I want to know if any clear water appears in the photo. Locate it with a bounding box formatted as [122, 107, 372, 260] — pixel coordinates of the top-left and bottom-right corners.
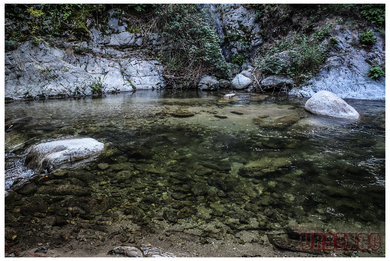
[5, 90, 385, 234]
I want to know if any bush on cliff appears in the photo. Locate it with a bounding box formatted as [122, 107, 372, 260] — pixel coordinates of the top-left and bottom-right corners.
[155, 4, 229, 88]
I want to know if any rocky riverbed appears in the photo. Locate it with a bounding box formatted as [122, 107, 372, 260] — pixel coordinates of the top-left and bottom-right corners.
[5, 91, 385, 257]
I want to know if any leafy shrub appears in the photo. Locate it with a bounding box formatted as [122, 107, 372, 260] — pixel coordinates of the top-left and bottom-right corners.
[361, 4, 385, 27]
[367, 65, 385, 80]
[359, 29, 377, 47]
[231, 54, 246, 66]
[89, 77, 106, 96]
[254, 22, 335, 84]
[5, 40, 19, 52]
[330, 37, 339, 45]
[157, 4, 228, 88]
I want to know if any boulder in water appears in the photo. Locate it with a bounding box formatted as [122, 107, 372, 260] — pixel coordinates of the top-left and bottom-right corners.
[25, 138, 104, 172]
[232, 73, 252, 90]
[304, 90, 360, 121]
[198, 75, 220, 91]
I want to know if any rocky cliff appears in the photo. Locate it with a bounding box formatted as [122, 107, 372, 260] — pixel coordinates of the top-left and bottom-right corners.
[4, 4, 386, 100]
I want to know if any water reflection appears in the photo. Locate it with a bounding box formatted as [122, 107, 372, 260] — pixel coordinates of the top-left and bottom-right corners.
[5, 90, 385, 238]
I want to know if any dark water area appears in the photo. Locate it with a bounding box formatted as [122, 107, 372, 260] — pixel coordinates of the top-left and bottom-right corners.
[4, 90, 385, 255]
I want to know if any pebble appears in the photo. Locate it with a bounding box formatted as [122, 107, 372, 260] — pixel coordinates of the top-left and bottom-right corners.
[98, 163, 109, 170]
[35, 246, 48, 253]
[110, 246, 144, 257]
[230, 111, 244, 115]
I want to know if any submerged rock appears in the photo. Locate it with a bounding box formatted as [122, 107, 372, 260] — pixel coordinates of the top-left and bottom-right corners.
[239, 157, 291, 177]
[25, 138, 104, 172]
[171, 111, 195, 118]
[304, 90, 360, 121]
[253, 112, 301, 129]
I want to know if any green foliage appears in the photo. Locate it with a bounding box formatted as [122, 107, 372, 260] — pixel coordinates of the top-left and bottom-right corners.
[157, 4, 228, 87]
[367, 65, 385, 80]
[312, 22, 335, 42]
[254, 22, 337, 84]
[5, 40, 19, 52]
[361, 4, 385, 27]
[5, 4, 107, 45]
[89, 77, 106, 96]
[231, 54, 246, 66]
[359, 29, 377, 47]
[330, 37, 339, 45]
[128, 4, 147, 12]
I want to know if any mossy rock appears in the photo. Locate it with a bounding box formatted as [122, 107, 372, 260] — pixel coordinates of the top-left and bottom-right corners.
[163, 209, 178, 223]
[254, 112, 301, 129]
[19, 195, 48, 216]
[171, 111, 195, 118]
[68, 170, 96, 183]
[125, 206, 145, 222]
[37, 184, 91, 196]
[239, 157, 291, 177]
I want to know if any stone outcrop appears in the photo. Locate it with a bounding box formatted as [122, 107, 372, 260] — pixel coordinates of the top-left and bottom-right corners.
[25, 138, 105, 172]
[201, 4, 263, 61]
[5, 31, 165, 100]
[304, 90, 360, 120]
[290, 29, 385, 100]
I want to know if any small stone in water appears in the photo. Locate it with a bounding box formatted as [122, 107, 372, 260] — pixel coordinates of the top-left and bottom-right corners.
[214, 115, 228, 119]
[98, 163, 109, 170]
[230, 111, 244, 115]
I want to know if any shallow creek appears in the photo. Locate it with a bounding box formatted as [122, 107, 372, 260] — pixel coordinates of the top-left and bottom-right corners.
[4, 90, 385, 256]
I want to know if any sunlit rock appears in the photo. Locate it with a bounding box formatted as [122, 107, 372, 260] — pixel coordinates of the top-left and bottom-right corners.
[304, 90, 360, 120]
[25, 138, 104, 172]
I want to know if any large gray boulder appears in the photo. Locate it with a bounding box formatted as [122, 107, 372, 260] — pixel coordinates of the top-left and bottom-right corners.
[261, 75, 294, 89]
[304, 90, 360, 120]
[25, 138, 104, 172]
[232, 73, 252, 90]
[107, 32, 136, 47]
[198, 75, 220, 90]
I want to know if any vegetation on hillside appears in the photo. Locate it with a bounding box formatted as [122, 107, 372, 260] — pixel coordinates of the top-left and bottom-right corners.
[5, 4, 385, 89]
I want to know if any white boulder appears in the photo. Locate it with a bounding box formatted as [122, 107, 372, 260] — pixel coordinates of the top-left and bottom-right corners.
[25, 138, 104, 172]
[304, 90, 360, 120]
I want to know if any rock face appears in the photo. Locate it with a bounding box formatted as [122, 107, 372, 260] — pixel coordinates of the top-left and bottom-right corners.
[25, 138, 104, 172]
[201, 4, 263, 61]
[232, 73, 252, 89]
[5, 39, 165, 100]
[198, 75, 220, 90]
[304, 90, 360, 120]
[290, 29, 385, 100]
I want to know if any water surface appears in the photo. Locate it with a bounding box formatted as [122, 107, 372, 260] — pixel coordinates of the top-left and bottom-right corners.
[5, 90, 385, 239]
